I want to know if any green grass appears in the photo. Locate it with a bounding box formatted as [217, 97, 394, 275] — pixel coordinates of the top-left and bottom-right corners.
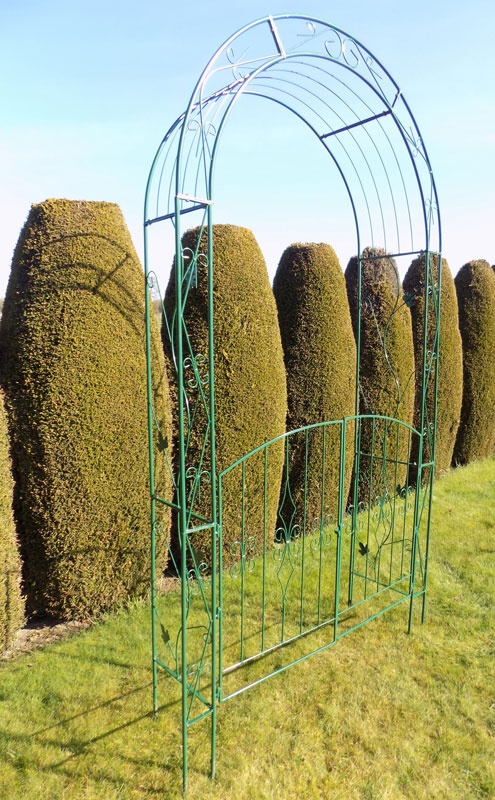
[1, 458, 494, 799]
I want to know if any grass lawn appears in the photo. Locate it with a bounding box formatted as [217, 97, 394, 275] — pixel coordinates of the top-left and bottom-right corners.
[0, 458, 494, 799]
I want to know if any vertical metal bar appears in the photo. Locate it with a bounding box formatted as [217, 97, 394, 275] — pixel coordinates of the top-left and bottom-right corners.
[211, 517, 217, 778]
[144, 223, 159, 716]
[390, 422, 400, 585]
[349, 251, 363, 606]
[317, 426, 327, 625]
[334, 420, 346, 641]
[173, 199, 188, 795]
[240, 460, 246, 662]
[364, 418, 376, 600]
[299, 428, 309, 633]
[218, 477, 224, 700]
[207, 206, 218, 780]
[262, 446, 268, 651]
[376, 419, 389, 591]
[409, 249, 432, 633]
[401, 427, 412, 577]
[422, 253, 442, 623]
[348, 417, 359, 606]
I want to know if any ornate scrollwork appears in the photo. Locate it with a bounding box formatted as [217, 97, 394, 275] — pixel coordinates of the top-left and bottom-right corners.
[405, 125, 424, 159]
[186, 466, 210, 505]
[229, 536, 256, 578]
[146, 271, 157, 291]
[186, 560, 211, 596]
[273, 524, 301, 599]
[182, 246, 209, 290]
[226, 45, 251, 80]
[186, 660, 211, 679]
[183, 353, 209, 390]
[372, 494, 392, 524]
[343, 502, 366, 535]
[274, 523, 302, 558]
[309, 514, 334, 551]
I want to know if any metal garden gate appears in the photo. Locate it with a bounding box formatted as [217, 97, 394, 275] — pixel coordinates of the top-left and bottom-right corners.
[143, 14, 441, 792]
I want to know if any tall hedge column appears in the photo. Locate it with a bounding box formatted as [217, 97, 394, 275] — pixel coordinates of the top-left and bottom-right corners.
[0, 390, 24, 648]
[346, 248, 415, 503]
[273, 242, 356, 528]
[453, 259, 495, 464]
[164, 224, 287, 565]
[403, 254, 463, 477]
[0, 199, 172, 619]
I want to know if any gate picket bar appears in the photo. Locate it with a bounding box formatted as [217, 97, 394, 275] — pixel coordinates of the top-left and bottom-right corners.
[143, 14, 441, 792]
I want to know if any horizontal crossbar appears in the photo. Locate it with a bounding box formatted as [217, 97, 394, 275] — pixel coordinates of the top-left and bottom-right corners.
[320, 109, 392, 139]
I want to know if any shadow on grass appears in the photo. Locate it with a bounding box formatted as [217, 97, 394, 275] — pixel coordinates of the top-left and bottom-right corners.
[1, 681, 181, 773]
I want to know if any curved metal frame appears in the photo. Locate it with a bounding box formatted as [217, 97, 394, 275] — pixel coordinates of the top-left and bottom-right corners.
[143, 14, 441, 792]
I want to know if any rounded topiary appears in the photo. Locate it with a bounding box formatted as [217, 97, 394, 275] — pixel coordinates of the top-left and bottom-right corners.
[0, 390, 24, 649]
[273, 243, 356, 532]
[453, 259, 495, 464]
[164, 224, 287, 566]
[0, 199, 172, 619]
[403, 254, 463, 477]
[345, 248, 415, 503]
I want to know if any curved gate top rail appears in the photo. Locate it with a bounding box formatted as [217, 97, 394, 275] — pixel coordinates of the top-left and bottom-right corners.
[143, 14, 442, 794]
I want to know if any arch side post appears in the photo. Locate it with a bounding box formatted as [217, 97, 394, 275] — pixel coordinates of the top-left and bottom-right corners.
[408, 247, 432, 633]
[173, 198, 189, 794]
[421, 252, 442, 623]
[143, 221, 159, 716]
[206, 202, 218, 780]
[348, 249, 362, 607]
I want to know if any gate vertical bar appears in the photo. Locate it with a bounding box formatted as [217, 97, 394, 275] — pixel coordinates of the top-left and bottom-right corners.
[334, 419, 346, 640]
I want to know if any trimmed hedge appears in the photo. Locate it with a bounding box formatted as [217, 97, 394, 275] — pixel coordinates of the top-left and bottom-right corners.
[0, 199, 172, 619]
[164, 224, 287, 566]
[273, 242, 356, 530]
[0, 390, 24, 649]
[346, 248, 415, 502]
[403, 254, 463, 477]
[453, 259, 495, 464]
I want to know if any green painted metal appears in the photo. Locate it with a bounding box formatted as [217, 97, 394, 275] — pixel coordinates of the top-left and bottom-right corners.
[143, 13, 441, 792]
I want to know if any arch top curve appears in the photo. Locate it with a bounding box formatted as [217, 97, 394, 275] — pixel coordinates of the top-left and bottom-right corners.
[144, 13, 441, 260]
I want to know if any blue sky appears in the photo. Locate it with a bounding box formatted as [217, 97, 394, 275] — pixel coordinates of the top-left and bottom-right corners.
[1, 0, 494, 296]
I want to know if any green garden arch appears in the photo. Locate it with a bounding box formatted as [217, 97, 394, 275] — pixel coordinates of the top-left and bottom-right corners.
[143, 14, 441, 791]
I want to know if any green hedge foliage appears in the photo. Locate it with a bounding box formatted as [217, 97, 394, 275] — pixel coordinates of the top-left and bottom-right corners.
[0, 390, 24, 649]
[403, 254, 463, 477]
[273, 243, 356, 530]
[453, 259, 495, 464]
[346, 248, 415, 503]
[164, 224, 287, 566]
[0, 199, 172, 619]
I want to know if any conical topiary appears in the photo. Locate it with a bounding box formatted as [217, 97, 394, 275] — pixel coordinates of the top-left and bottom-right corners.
[453, 259, 495, 464]
[345, 248, 416, 504]
[0, 199, 172, 619]
[0, 390, 24, 649]
[273, 242, 356, 533]
[163, 224, 287, 566]
[403, 254, 463, 477]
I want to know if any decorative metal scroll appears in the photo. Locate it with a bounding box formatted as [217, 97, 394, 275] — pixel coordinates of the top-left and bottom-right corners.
[143, 13, 441, 793]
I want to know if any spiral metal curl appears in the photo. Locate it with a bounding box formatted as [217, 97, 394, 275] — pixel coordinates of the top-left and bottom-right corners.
[183, 353, 209, 389]
[229, 536, 257, 578]
[309, 514, 334, 551]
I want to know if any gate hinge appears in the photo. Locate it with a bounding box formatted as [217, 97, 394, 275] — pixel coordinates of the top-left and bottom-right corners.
[216, 606, 221, 619]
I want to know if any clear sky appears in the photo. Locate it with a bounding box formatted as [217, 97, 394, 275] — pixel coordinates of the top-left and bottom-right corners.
[1, 0, 494, 297]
